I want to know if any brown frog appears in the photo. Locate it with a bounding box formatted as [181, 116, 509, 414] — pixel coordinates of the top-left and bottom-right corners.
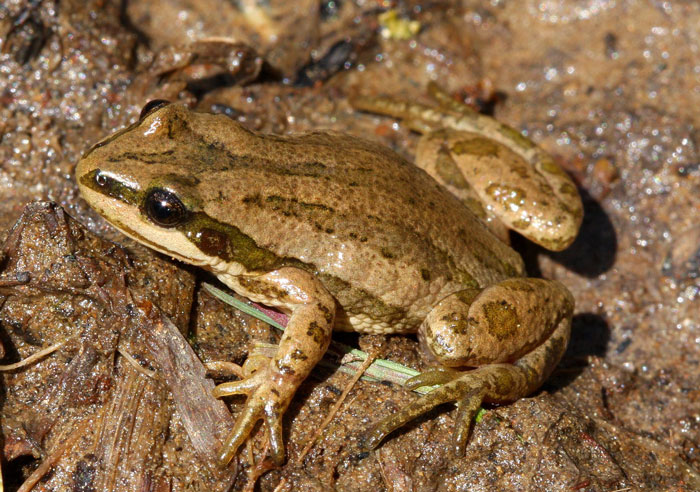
[75, 87, 582, 466]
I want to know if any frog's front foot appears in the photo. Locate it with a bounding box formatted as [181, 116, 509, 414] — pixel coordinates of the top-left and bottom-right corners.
[212, 267, 336, 466]
[213, 358, 291, 465]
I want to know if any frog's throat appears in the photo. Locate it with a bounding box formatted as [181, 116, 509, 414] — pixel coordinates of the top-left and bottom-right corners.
[108, 216, 214, 268]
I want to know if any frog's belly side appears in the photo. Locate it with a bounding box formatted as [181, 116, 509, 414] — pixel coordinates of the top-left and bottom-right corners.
[337, 310, 417, 335]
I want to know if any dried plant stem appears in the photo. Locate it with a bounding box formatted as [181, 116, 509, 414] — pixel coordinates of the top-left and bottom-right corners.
[296, 351, 378, 464]
[117, 347, 156, 379]
[0, 340, 66, 371]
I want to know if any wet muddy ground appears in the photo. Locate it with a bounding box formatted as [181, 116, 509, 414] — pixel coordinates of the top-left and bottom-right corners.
[0, 1, 698, 490]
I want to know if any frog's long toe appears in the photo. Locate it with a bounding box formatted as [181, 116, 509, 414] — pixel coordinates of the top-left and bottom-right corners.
[218, 396, 263, 466]
[404, 367, 461, 390]
[362, 370, 485, 453]
[213, 371, 265, 397]
[452, 387, 487, 455]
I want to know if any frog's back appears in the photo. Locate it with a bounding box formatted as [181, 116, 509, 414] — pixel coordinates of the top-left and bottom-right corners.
[191, 127, 524, 333]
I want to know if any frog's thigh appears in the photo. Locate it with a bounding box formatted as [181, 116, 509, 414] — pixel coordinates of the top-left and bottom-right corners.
[415, 132, 510, 242]
[215, 267, 336, 465]
[420, 277, 573, 367]
[421, 130, 582, 251]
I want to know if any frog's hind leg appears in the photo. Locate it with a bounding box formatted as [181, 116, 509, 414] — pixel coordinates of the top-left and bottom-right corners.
[350, 84, 583, 251]
[414, 132, 511, 242]
[364, 316, 570, 455]
[423, 83, 583, 252]
[363, 278, 573, 455]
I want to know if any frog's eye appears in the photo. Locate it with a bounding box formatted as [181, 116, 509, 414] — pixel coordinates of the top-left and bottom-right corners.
[143, 188, 189, 227]
[139, 100, 171, 120]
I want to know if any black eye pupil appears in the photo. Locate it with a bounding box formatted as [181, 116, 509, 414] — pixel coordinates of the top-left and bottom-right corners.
[144, 189, 187, 227]
[139, 99, 170, 120]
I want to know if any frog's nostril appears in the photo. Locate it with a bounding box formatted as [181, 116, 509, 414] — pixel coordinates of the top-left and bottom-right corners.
[95, 171, 109, 187]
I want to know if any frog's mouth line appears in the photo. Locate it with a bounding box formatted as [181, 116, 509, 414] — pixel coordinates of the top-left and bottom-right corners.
[110, 217, 210, 268]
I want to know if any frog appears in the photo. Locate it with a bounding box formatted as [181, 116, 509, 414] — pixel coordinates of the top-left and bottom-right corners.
[75, 86, 582, 467]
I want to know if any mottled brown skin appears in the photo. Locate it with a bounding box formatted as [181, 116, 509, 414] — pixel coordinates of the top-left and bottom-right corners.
[75, 95, 579, 466]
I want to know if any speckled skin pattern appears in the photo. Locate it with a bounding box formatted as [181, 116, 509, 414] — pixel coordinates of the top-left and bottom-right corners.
[75, 93, 580, 465]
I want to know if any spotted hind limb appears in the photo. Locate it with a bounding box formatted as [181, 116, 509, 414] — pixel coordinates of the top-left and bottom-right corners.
[212, 267, 336, 466]
[362, 278, 573, 455]
[350, 83, 583, 251]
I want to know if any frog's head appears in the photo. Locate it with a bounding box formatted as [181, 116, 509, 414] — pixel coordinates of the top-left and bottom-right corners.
[75, 100, 260, 273]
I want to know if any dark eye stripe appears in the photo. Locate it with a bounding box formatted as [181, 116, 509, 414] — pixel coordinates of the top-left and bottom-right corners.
[79, 169, 141, 205]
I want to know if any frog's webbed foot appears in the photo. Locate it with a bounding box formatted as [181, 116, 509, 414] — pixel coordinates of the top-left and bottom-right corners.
[364, 278, 573, 455]
[364, 317, 570, 455]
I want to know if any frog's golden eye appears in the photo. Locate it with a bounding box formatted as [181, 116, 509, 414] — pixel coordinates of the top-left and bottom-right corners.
[143, 188, 189, 228]
[139, 99, 171, 121]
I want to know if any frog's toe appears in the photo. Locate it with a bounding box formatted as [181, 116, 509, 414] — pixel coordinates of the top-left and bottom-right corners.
[405, 369, 486, 454]
[452, 388, 486, 455]
[404, 367, 461, 390]
[363, 375, 478, 452]
[213, 371, 265, 398]
[215, 370, 290, 466]
[218, 396, 264, 466]
[266, 407, 285, 465]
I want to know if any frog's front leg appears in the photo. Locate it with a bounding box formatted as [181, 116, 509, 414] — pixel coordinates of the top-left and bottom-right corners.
[363, 278, 573, 455]
[213, 267, 336, 466]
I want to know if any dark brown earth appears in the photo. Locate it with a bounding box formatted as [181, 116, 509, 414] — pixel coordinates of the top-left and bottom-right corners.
[1, 1, 699, 491]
